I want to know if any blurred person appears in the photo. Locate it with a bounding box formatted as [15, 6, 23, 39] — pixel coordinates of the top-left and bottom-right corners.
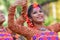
[0, 10, 13, 40]
[0, 10, 21, 40]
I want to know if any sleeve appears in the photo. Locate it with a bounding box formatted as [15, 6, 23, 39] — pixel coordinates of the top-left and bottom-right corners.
[8, 22, 41, 38]
[47, 23, 60, 32]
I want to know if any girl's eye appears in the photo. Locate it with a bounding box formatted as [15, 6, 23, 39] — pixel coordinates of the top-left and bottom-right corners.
[33, 12, 37, 14]
[39, 10, 43, 13]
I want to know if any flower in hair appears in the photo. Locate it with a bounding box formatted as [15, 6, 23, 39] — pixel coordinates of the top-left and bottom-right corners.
[33, 2, 38, 8]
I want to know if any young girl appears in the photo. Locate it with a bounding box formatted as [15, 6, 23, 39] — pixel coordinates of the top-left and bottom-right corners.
[8, 0, 60, 40]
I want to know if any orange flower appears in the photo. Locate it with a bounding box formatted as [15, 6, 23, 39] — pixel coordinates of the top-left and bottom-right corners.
[33, 2, 38, 8]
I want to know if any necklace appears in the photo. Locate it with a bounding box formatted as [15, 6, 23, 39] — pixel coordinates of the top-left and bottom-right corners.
[38, 27, 47, 31]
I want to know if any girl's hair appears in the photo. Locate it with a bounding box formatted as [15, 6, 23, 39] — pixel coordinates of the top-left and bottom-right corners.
[28, 4, 42, 18]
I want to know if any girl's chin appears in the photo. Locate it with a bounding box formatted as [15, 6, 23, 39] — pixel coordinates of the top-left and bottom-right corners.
[36, 21, 44, 23]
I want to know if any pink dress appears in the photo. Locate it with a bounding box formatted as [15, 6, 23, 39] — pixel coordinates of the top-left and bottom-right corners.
[0, 28, 13, 40]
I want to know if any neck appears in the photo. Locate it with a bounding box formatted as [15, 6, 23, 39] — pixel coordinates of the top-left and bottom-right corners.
[33, 22, 44, 29]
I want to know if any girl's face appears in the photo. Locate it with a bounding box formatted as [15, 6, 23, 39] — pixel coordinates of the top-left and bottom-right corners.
[0, 12, 5, 23]
[30, 7, 45, 23]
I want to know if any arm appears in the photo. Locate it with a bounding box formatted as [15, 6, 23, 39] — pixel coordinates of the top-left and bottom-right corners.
[16, 0, 27, 25]
[47, 23, 60, 32]
[16, 15, 25, 25]
[9, 22, 40, 38]
[6, 27, 13, 34]
[8, 0, 26, 27]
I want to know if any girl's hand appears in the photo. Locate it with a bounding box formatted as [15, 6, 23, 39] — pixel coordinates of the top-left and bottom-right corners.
[13, 0, 27, 6]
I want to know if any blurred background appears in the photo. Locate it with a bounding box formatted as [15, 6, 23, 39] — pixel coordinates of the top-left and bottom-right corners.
[0, 0, 60, 27]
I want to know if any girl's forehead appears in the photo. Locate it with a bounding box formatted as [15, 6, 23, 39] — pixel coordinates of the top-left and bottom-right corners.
[33, 7, 40, 11]
[0, 13, 4, 16]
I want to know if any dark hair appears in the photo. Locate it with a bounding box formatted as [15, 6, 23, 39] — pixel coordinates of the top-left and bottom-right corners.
[28, 4, 42, 18]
